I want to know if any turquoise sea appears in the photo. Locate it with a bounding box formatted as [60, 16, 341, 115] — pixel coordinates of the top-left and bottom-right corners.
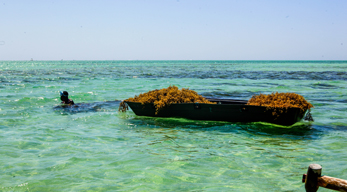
[1, 60, 347, 191]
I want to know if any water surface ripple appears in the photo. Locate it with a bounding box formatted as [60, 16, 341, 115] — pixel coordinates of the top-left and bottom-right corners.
[0, 60, 346, 191]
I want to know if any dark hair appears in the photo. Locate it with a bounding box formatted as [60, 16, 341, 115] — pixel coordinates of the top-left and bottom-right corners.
[60, 91, 69, 102]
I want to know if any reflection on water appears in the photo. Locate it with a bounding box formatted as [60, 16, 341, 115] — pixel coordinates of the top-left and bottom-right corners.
[125, 115, 320, 139]
[240, 122, 321, 139]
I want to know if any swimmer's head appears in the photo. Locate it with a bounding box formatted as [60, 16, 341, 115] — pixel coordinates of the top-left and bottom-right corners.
[60, 91, 69, 101]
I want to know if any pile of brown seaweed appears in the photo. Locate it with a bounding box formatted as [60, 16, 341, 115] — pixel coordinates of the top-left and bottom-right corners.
[119, 86, 215, 114]
[247, 92, 313, 116]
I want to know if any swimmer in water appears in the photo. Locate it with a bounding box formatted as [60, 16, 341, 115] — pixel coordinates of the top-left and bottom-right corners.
[60, 91, 75, 105]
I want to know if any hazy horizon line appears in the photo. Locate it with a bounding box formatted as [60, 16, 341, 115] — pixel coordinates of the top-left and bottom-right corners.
[1, 59, 347, 62]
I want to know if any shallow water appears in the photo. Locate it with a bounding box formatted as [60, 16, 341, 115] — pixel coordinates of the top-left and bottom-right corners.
[1, 60, 347, 191]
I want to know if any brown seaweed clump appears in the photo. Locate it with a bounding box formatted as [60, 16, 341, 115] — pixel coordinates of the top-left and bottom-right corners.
[119, 86, 215, 114]
[247, 92, 314, 116]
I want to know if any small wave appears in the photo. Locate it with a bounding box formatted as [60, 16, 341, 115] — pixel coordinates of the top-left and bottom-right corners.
[310, 83, 339, 89]
[2, 67, 347, 83]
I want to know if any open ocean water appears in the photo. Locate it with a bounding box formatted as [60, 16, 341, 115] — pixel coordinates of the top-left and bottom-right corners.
[1, 60, 347, 191]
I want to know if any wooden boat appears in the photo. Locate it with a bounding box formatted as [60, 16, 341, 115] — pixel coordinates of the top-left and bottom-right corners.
[125, 98, 307, 126]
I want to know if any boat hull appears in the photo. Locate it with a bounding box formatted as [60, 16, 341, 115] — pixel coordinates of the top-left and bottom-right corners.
[125, 101, 306, 126]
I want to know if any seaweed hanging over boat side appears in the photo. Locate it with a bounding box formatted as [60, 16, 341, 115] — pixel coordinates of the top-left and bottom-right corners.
[119, 100, 129, 112]
[247, 92, 314, 116]
[119, 86, 215, 114]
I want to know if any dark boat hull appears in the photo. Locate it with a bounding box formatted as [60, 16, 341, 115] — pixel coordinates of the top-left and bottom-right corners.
[125, 100, 307, 126]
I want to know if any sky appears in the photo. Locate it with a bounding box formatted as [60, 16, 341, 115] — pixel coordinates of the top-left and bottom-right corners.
[0, 0, 346, 60]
